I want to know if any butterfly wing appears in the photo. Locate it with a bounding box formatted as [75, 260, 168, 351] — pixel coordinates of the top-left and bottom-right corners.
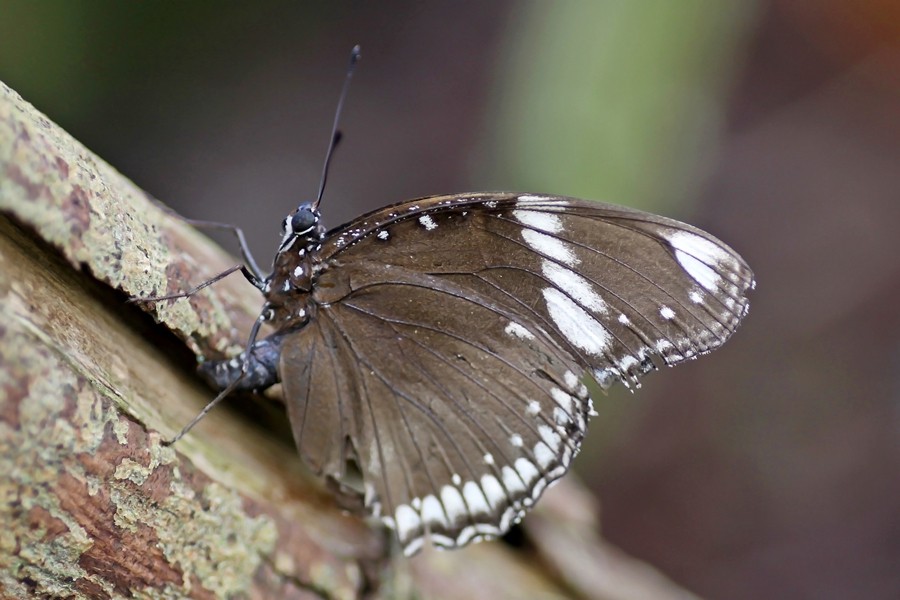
[279, 193, 754, 554]
[281, 265, 590, 555]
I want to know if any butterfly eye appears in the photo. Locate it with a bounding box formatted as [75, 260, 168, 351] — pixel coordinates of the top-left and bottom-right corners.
[290, 207, 317, 234]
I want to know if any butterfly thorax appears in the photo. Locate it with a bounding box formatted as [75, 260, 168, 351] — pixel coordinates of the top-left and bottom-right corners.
[198, 215, 326, 392]
[262, 207, 329, 326]
[264, 253, 316, 331]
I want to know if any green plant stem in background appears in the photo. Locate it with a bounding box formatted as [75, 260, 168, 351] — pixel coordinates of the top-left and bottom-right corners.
[479, 0, 759, 215]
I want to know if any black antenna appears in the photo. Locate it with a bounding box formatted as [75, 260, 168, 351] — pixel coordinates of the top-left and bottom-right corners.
[314, 45, 360, 210]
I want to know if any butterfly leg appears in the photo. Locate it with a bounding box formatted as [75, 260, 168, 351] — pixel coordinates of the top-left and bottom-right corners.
[164, 311, 280, 445]
[129, 264, 265, 303]
[180, 217, 265, 282]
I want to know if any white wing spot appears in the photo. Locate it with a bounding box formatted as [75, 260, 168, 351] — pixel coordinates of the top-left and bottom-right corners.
[505, 321, 535, 340]
[514, 458, 540, 486]
[418, 215, 438, 231]
[510, 433, 523, 447]
[421, 494, 448, 527]
[655, 339, 674, 353]
[402, 536, 425, 557]
[513, 210, 580, 265]
[521, 230, 578, 266]
[533, 441, 555, 469]
[395, 504, 421, 542]
[564, 371, 579, 390]
[451, 473, 462, 486]
[550, 387, 573, 414]
[501, 465, 526, 495]
[293, 266, 303, 278]
[668, 230, 733, 263]
[526, 400, 541, 416]
[516, 194, 549, 204]
[538, 425, 562, 451]
[480, 474, 506, 509]
[440, 485, 467, 522]
[668, 231, 733, 292]
[689, 290, 704, 303]
[676, 251, 721, 291]
[542, 262, 607, 313]
[515, 195, 570, 212]
[456, 525, 478, 546]
[618, 313, 630, 325]
[660, 306, 676, 320]
[618, 354, 640, 373]
[543, 288, 611, 356]
[512, 209, 563, 233]
[377, 229, 390, 240]
[463, 481, 490, 515]
[483, 453, 495, 466]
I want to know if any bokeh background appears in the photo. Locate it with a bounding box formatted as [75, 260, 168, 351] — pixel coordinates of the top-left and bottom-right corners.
[2, 2, 898, 598]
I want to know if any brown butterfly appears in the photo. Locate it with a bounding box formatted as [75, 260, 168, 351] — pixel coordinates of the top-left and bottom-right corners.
[142, 46, 754, 556]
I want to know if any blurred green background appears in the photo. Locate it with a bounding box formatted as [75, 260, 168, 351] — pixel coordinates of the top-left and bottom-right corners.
[3, 1, 898, 598]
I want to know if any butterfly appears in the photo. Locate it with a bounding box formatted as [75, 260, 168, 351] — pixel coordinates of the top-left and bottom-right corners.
[144, 47, 755, 556]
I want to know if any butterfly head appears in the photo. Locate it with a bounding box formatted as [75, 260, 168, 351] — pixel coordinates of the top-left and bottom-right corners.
[279, 202, 323, 252]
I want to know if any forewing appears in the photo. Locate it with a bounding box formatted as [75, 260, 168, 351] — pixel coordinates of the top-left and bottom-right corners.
[319, 193, 754, 388]
[283, 192, 753, 554]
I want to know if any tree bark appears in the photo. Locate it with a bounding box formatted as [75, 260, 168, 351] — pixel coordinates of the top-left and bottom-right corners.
[0, 80, 699, 600]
